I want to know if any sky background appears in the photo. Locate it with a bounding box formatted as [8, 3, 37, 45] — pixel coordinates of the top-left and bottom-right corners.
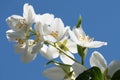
[0, 0, 120, 80]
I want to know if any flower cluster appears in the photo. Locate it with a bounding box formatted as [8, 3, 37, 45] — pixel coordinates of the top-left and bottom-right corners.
[6, 3, 120, 80]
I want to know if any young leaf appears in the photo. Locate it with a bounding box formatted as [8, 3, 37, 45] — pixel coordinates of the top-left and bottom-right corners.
[75, 67, 103, 80]
[111, 69, 120, 80]
[76, 16, 82, 28]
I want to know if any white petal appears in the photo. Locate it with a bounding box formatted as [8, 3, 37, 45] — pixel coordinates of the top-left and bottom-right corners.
[43, 67, 65, 80]
[14, 44, 25, 53]
[51, 18, 64, 31]
[108, 61, 120, 77]
[40, 45, 59, 60]
[85, 41, 107, 48]
[57, 26, 69, 42]
[6, 15, 25, 32]
[21, 51, 36, 63]
[90, 51, 107, 73]
[73, 26, 86, 38]
[35, 13, 54, 25]
[21, 40, 36, 63]
[69, 29, 79, 43]
[44, 35, 57, 42]
[23, 3, 35, 25]
[72, 62, 87, 77]
[66, 39, 77, 53]
[31, 41, 43, 54]
[60, 52, 75, 65]
[6, 30, 25, 41]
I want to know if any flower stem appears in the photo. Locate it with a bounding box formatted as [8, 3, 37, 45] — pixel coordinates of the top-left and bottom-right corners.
[81, 56, 84, 65]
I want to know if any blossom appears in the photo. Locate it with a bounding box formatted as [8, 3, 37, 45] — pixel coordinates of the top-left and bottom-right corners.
[14, 40, 35, 63]
[14, 39, 43, 63]
[6, 29, 25, 42]
[6, 3, 35, 33]
[13, 22, 44, 63]
[41, 18, 69, 42]
[35, 13, 69, 42]
[69, 26, 107, 48]
[6, 3, 36, 49]
[90, 51, 120, 78]
[40, 38, 77, 65]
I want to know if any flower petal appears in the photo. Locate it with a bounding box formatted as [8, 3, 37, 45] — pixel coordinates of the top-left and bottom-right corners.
[31, 41, 43, 54]
[6, 30, 25, 41]
[21, 51, 36, 63]
[14, 44, 25, 53]
[108, 60, 120, 77]
[72, 62, 87, 77]
[40, 45, 59, 60]
[85, 41, 107, 48]
[69, 29, 79, 43]
[43, 67, 65, 80]
[35, 13, 54, 25]
[73, 26, 86, 37]
[60, 52, 75, 65]
[23, 3, 35, 25]
[66, 39, 77, 53]
[6, 15, 25, 32]
[90, 51, 107, 73]
[21, 40, 36, 63]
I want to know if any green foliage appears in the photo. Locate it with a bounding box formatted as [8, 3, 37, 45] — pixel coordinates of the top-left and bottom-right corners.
[77, 45, 86, 58]
[111, 69, 120, 80]
[76, 16, 82, 28]
[75, 67, 103, 80]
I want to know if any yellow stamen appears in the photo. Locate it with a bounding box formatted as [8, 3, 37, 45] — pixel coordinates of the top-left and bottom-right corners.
[50, 31, 58, 38]
[79, 35, 94, 43]
[16, 19, 27, 29]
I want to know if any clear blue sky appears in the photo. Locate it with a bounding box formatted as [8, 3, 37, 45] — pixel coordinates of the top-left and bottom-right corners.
[0, 0, 120, 80]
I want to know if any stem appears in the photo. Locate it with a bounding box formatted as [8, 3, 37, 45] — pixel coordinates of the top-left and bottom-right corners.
[81, 56, 84, 65]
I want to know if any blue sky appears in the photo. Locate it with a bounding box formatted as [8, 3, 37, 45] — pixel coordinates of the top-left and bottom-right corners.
[0, 0, 120, 80]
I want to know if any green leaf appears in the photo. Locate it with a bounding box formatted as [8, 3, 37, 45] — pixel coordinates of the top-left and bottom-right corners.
[76, 16, 82, 28]
[75, 67, 103, 80]
[111, 69, 120, 80]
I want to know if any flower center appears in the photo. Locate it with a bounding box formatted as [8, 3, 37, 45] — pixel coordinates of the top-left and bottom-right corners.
[56, 39, 69, 53]
[16, 19, 27, 30]
[16, 38, 25, 47]
[79, 35, 94, 43]
[50, 31, 58, 38]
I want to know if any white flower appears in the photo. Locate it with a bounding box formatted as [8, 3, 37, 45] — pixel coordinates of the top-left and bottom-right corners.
[69, 26, 107, 48]
[6, 3, 35, 33]
[6, 3, 36, 46]
[42, 18, 69, 42]
[14, 39, 43, 63]
[35, 13, 69, 42]
[6, 30, 25, 42]
[40, 39, 77, 65]
[90, 51, 120, 77]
